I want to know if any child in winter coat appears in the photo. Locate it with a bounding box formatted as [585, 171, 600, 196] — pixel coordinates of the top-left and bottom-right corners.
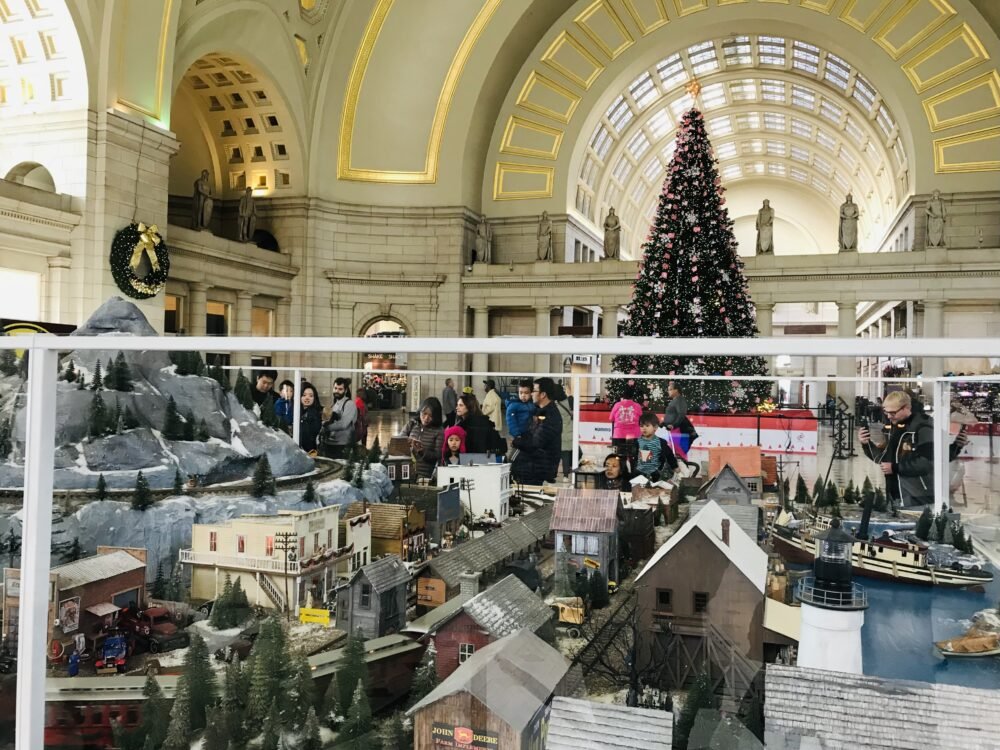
[442, 425, 467, 466]
[274, 379, 295, 434]
[505, 380, 537, 439]
[635, 412, 678, 481]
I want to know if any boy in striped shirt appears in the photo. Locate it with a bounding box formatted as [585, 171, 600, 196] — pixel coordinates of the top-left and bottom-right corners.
[635, 412, 679, 482]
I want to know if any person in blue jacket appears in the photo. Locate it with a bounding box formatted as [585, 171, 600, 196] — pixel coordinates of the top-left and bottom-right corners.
[505, 379, 537, 439]
[274, 379, 295, 434]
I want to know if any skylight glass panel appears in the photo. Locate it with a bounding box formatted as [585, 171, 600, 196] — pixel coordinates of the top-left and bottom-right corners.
[581, 155, 598, 186]
[758, 36, 786, 66]
[791, 84, 815, 110]
[643, 157, 663, 181]
[647, 109, 671, 139]
[631, 179, 647, 202]
[763, 113, 785, 131]
[811, 176, 828, 193]
[630, 72, 657, 110]
[707, 115, 732, 136]
[745, 139, 765, 154]
[833, 171, 849, 191]
[608, 95, 634, 132]
[792, 41, 819, 74]
[790, 167, 809, 182]
[736, 112, 761, 130]
[722, 164, 742, 179]
[813, 155, 833, 176]
[844, 115, 863, 143]
[612, 154, 633, 183]
[747, 162, 765, 174]
[701, 82, 726, 109]
[688, 41, 719, 74]
[729, 79, 756, 102]
[669, 94, 694, 118]
[853, 74, 876, 111]
[716, 142, 737, 159]
[766, 140, 786, 156]
[824, 54, 850, 90]
[816, 129, 837, 152]
[656, 53, 687, 89]
[661, 139, 676, 160]
[892, 139, 905, 167]
[767, 163, 786, 176]
[791, 118, 812, 138]
[819, 98, 843, 123]
[607, 184, 621, 207]
[627, 130, 650, 159]
[876, 105, 894, 136]
[722, 37, 751, 66]
[864, 142, 879, 164]
[761, 80, 785, 102]
[839, 148, 857, 170]
[591, 124, 613, 160]
[790, 145, 809, 162]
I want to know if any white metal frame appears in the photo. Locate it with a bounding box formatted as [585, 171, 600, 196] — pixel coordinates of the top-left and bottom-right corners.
[6, 333, 1000, 749]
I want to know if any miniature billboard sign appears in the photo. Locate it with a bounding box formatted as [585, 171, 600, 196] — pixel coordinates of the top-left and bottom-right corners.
[583, 557, 601, 570]
[417, 577, 447, 608]
[299, 608, 330, 626]
[432, 723, 499, 748]
[58, 597, 81, 633]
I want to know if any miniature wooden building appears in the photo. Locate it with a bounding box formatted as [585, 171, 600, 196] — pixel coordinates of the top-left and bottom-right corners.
[335, 555, 410, 638]
[708, 447, 764, 500]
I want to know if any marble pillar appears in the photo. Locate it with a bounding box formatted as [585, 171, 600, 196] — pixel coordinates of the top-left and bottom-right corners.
[235, 290, 254, 369]
[44, 256, 72, 324]
[755, 301, 776, 386]
[600, 306, 618, 397]
[188, 282, 209, 336]
[836, 301, 858, 409]
[472, 306, 489, 378]
[922, 301, 945, 379]
[275, 297, 292, 368]
[534, 306, 552, 374]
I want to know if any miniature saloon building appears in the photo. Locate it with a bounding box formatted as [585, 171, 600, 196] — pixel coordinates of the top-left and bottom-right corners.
[437, 463, 512, 522]
[403, 483, 463, 548]
[407, 629, 569, 750]
[636, 501, 768, 664]
[183, 505, 351, 613]
[3, 546, 147, 657]
[342, 502, 427, 563]
[335, 555, 411, 639]
[424, 573, 554, 680]
[550, 489, 620, 584]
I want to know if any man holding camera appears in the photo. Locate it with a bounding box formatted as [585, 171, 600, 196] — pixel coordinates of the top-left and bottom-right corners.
[859, 390, 967, 508]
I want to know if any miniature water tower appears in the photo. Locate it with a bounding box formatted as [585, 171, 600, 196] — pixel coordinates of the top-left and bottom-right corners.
[795, 518, 868, 674]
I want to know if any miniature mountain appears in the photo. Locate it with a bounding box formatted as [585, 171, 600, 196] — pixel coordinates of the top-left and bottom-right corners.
[3, 297, 313, 490]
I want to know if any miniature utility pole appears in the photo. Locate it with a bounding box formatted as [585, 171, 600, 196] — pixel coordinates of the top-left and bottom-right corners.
[273, 531, 298, 621]
[459, 478, 476, 519]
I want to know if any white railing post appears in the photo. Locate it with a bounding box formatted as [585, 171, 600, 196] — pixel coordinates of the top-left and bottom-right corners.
[293, 368, 302, 446]
[572, 374, 581, 471]
[933, 377, 950, 514]
[16, 343, 57, 750]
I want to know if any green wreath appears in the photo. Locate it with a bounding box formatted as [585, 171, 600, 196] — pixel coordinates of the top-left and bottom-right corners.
[110, 222, 170, 299]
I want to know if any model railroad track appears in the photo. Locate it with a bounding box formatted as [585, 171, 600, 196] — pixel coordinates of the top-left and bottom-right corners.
[0, 458, 345, 504]
[568, 575, 639, 680]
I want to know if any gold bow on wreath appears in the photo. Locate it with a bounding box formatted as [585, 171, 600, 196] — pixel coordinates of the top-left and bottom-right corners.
[130, 223, 162, 273]
[758, 398, 777, 414]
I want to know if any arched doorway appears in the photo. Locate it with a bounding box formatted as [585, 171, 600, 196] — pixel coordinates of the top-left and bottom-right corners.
[362, 319, 408, 410]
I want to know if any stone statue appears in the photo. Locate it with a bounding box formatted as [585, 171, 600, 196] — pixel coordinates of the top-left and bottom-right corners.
[192, 169, 214, 231]
[838, 193, 859, 252]
[537, 211, 553, 262]
[237, 187, 257, 243]
[475, 215, 492, 264]
[926, 189, 946, 248]
[603, 207, 621, 260]
[755, 199, 774, 255]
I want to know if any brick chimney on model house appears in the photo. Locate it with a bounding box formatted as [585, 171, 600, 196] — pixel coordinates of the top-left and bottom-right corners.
[721, 518, 730, 546]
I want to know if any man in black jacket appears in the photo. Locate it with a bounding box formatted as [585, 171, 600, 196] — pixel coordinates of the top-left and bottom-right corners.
[512, 377, 563, 484]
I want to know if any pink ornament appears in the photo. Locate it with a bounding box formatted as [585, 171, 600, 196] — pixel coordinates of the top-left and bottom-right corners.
[693, 227, 701, 233]
[724, 370, 733, 376]
[627, 379, 635, 386]
[692, 276, 699, 282]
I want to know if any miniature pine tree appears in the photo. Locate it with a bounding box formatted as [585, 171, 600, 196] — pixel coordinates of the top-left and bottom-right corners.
[209, 364, 231, 392]
[62, 359, 77, 383]
[589, 570, 610, 609]
[211, 574, 234, 629]
[88, 392, 109, 439]
[282, 651, 315, 728]
[164, 560, 185, 602]
[366, 437, 383, 465]
[141, 673, 170, 749]
[0, 348, 17, 376]
[113, 352, 134, 392]
[77, 376, 85, 390]
[337, 629, 369, 715]
[203, 704, 229, 750]
[113, 401, 125, 435]
[152, 562, 167, 600]
[342, 679, 373, 740]
[260, 393, 281, 429]
[862, 476, 875, 508]
[234, 370, 254, 410]
[608, 107, 769, 409]
[106, 359, 115, 389]
[123, 406, 140, 430]
[943, 520, 956, 546]
[322, 673, 342, 728]
[131, 471, 153, 511]
[915, 506, 933, 540]
[231, 576, 250, 625]
[929, 515, 943, 543]
[675, 671, 715, 750]
[844, 480, 856, 505]
[301, 706, 323, 750]
[935, 513, 948, 541]
[823, 482, 839, 509]
[812, 477, 824, 504]
[67, 537, 83, 562]
[182, 633, 217, 730]
[252, 454, 274, 498]
[95, 473, 108, 500]
[352, 461, 366, 489]
[197, 418, 210, 442]
[260, 700, 281, 750]
[172, 469, 183, 496]
[246, 651, 272, 733]
[0, 418, 11, 459]
[90, 359, 103, 390]
[182, 410, 196, 441]
[378, 712, 408, 750]
[873, 487, 888, 512]
[161, 677, 192, 750]
[303, 479, 316, 504]
[222, 660, 249, 746]
[794, 475, 809, 505]
[162, 396, 184, 440]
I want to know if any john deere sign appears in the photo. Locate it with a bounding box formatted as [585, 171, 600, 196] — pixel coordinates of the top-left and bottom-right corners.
[432, 723, 499, 748]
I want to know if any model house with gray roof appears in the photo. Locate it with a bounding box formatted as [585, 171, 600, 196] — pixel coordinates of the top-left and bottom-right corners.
[335, 554, 410, 638]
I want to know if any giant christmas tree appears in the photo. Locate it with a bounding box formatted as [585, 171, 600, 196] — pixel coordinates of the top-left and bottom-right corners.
[608, 104, 770, 412]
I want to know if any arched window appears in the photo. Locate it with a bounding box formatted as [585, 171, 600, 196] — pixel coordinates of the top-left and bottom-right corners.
[5, 162, 57, 192]
[362, 319, 407, 409]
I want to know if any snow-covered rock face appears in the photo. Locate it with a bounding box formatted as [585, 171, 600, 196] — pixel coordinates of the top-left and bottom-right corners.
[3, 297, 315, 489]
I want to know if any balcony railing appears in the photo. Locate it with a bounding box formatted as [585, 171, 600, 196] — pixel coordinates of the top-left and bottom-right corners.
[796, 577, 868, 609]
[179, 548, 301, 575]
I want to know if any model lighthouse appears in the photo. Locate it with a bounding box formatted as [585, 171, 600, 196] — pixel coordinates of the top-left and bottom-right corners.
[795, 518, 868, 674]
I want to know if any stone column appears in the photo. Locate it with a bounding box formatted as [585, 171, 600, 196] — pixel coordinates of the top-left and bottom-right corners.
[534, 306, 552, 374]
[275, 297, 292, 369]
[188, 282, 209, 336]
[922, 301, 945, 379]
[600, 306, 619, 397]
[44, 256, 72, 324]
[472, 306, 489, 378]
[836, 301, 858, 409]
[755, 301, 775, 384]
[235, 290, 254, 369]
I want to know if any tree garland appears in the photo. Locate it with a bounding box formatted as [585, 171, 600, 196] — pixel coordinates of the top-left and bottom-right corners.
[110, 222, 170, 299]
